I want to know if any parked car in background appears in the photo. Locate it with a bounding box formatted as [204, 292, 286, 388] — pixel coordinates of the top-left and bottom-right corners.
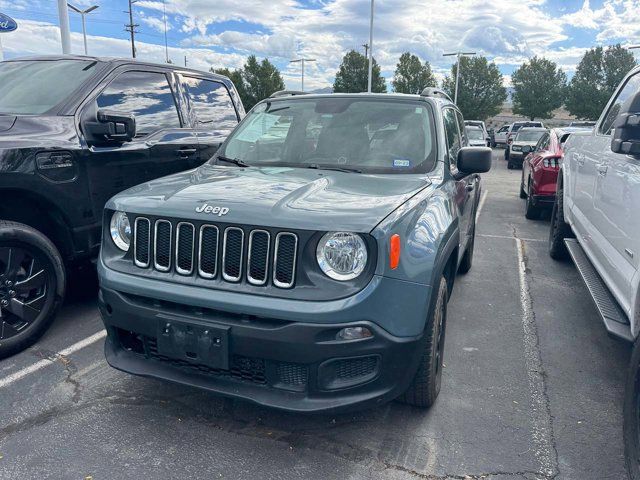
[494, 124, 510, 147]
[0, 55, 244, 358]
[505, 127, 546, 169]
[464, 120, 488, 145]
[546, 65, 640, 479]
[466, 125, 487, 147]
[504, 121, 545, 159]
[97, 89, 491, 413]
[520, 127, 587, 219]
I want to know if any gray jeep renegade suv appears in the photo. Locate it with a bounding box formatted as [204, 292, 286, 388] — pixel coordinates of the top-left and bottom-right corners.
[97, 90, 491, 412]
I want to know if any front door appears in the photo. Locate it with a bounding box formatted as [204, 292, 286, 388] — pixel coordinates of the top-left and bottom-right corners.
[82, 68, 200, 215]
[180, 75, 240, 161]
[443, 108, 473, 252]
[590, 72, 640, 313]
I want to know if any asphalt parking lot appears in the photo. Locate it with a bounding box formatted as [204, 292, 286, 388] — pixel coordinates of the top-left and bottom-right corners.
[0, 149, 632, 480]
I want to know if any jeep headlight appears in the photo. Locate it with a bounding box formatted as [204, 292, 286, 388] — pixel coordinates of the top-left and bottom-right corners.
[316, 232, 367, 281]
[110, 211, 131, 252]
[512, 145, 522, 152]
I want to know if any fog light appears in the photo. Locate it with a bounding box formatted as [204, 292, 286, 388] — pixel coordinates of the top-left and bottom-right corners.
[336, 326, 373, 341]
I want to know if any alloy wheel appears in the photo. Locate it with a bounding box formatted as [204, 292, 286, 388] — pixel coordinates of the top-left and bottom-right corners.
[0, 246, 48, 340]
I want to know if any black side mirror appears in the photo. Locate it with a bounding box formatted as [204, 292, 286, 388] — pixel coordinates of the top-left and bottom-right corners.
[84, 109, 136, 144]
[522, 145, 532, 154]
[457, 146, 492, 175]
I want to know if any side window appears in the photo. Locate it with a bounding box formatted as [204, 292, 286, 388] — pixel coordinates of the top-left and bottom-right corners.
[96, 70, 181, 136]
[600, 73, 640, 135]
[183, 76, 238, 133]
[443, 108, 462, 169]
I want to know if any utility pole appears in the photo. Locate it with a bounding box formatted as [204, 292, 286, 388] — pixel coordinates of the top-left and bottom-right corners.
[362, 43, 369, 58]
[184, 55, 187, 67]
[443, 51, 476, 104]
[367, 0, 374, 93]
[290, 58, 316, 92]
[125, 0, 139, 58]
[57, 0, 72, 54]
[67, 4, 99, 55]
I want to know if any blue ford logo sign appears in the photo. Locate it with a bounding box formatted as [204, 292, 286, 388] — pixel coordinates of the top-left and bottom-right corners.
[0, 13, 17, 33]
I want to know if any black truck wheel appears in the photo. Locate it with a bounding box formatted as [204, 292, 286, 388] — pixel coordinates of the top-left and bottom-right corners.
[548, 179, 573, 260]
[624, 337, 640, 480]
[399, 276, 448, 408]
[0, 221, 65, 359]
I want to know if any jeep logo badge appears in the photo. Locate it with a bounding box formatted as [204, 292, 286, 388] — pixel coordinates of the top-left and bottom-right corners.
[195, 203, 229, 216]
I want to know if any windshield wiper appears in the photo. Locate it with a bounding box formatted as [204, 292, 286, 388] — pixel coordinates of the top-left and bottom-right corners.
[306, 164, 362, 174]
[216, 155, 250, 168]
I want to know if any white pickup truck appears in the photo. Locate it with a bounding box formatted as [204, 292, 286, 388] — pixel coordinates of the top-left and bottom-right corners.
[548, 66, 640, 479]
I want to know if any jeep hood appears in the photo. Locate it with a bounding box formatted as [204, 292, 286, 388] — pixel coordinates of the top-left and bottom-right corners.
[108, 164, 433, 232]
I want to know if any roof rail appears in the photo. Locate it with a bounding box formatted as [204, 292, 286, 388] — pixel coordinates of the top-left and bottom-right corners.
[269, 90, 308, 99]
[420, 87, 453, 102]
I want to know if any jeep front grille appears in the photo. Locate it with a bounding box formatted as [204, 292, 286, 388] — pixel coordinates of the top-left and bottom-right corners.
[133, 217, 298, 289]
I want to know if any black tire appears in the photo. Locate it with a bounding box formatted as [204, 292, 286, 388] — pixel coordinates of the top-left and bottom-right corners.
[524, 180, 540, 220]
[399, 276, 448, 408]
[519, 171, 527, 199]
[505, 148, 510, 161]
[548, 177, 574, 260]
[624, 337, 640, 480]
[0, 221, 65, 359]
[507, 162, 513, 170]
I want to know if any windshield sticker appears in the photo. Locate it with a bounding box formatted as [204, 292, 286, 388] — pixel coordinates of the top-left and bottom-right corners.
[393, 159, 411, 168]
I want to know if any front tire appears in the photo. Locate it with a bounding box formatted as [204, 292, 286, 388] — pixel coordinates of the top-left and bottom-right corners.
[519, 171, 527, 199]
[399, 276, 448, 408]
[0, 221, 65, 359]
[548, 178, 574, 260]
[624, 338, 640, 480]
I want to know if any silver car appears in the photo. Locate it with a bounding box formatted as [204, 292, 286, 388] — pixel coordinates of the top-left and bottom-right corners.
[506, 127, 547, 169]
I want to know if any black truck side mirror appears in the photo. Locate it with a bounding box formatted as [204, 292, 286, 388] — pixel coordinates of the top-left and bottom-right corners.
[611, 93, 640, 155]
[84, 109, 136, 144]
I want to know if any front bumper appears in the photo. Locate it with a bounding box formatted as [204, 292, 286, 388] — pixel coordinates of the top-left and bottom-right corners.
[99, 287, 424, 412]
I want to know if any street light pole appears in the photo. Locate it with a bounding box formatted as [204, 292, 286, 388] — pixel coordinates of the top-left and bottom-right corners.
[367, 0, 374, 93]
[57, 0, 72, 54]
[443, 51, 476, 104]
[67, 4, 99, 55]
[290, 58, 316, 92]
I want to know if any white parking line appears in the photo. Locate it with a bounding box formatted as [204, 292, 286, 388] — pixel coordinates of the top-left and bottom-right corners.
[0, 329, 106, 389]
[476, 189, 488, 223]
[515, 238, 558, 477]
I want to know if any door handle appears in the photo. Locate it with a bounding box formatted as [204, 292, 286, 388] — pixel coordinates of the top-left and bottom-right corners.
[176, 147, 197, 156]
[575, 154, 585, 166]
[597, 163, 608, 176]
[466, 183, 475, 192]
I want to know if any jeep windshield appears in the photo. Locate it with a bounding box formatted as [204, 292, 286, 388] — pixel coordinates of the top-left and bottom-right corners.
[0, 59, 98, 115]
[216, 97, 437, 174]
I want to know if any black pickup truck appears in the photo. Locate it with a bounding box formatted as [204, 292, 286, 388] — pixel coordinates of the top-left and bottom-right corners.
[0, 55, 244, 358]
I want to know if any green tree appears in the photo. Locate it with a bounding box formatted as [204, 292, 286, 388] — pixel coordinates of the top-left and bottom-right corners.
[333, 50, 386, 93]
[511, 56, 567, 120]
[442, 56, 507, 121]
[392, 52, 436, 94]
[566, 44, 637, 120]
[213, 55, 285, 111]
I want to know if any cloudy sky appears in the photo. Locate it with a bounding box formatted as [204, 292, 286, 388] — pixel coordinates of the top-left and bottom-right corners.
[0, 0, 639, 90]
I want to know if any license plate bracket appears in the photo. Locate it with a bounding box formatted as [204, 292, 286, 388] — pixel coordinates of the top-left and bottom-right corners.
[156, 316, 230, 370]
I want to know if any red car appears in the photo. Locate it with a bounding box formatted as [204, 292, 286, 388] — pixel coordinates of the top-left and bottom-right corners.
[520, 127, 590, 219]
